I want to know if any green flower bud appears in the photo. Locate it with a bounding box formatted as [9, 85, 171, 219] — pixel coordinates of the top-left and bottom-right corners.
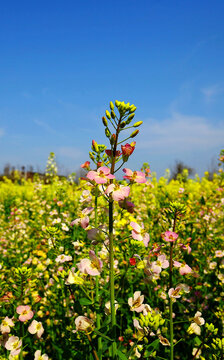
[139, 319, 144, 327]
[105, 110, 111, 119]
[89, 152, 95, 161]
[144, 337, 148, 344]
[133, 121, 143, 127]
[105, 128, 111, 138]
[102, 116, 108, 126]
[130, 129, 139, 138]
[111, 110, 116, 119]
[126, 113, 135, 125]
[120, 121, 126, 129]
[110, 101, 114, 110]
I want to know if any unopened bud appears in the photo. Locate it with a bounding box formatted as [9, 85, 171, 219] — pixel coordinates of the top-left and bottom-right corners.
[105, 128, 111, 138]
[89, 152, 95, 161]
[129, 105, 137, 113]
[105, 110, 111, 119]
[110, 101, 114, 110]
[120, 121, 126, 129]
[110, 134, 116, 145]
[92, 140, 99, 152]
[133, 121, 143, 127]
[102, 116, 108, 126]
[111, 110, 116, 119]
[130, 129, 139, 138]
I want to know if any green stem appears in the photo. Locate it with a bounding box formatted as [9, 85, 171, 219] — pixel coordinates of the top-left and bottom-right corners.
[169, 213, 177, 360]
[94, 195, 102, 359]
[109, 199, 116, 359]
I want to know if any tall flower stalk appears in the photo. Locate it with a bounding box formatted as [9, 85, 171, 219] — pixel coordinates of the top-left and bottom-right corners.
[85, 100, 142, 359]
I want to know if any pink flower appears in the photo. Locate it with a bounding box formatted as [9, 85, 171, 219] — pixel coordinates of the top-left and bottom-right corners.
[173, 261, 192, 275]
[123, 168, 146, 183]
[168, 287, 182, 300]
[128, 291, 145, 312]
[130, 221, 149, 247]
[121, 142, 136, 162]
[55, 254, 72, 263]
[150, 254, 169, 274]
[162, 231, 179, 242]
[71, 207, 94, 229]
[77, 250, 103, 276]
[86, 166, 115, 184]
[28, 320, 44, 338]
[105, 184, 130, 201]
[16, 305, 34, 322]
[5, 336, 22, 356]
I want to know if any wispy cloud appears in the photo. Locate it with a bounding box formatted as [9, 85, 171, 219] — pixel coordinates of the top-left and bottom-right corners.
[138, 112, 224, 154]
[58, 146, 84, 160]
[201, 84, 222, 102]
[34, 119, 55, 134]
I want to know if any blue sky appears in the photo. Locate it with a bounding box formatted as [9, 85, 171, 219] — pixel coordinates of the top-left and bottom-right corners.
[0, 0, 224, 177]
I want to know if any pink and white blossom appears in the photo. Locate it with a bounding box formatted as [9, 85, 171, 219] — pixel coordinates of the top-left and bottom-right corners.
[71, 207, 94, 229]
[86, 167, 115, 184]
[128, 291, 145, 312]
[123, 168, 146, 183]
[162, 231, 179, 242]
[130, 222, 149, 247]
[105, 184, 130, 201]
[16, 305, 34, 322]
[77, 250, 103, 276]
[55, 254, 72, 263]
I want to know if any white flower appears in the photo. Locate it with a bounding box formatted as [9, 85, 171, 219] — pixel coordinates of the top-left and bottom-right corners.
[34, 350, 49, 360]
[0, 317, 15, 334]
[128, 291, 145, 312]
[5, 336, 22, 356]
[28, 320, 44, 338]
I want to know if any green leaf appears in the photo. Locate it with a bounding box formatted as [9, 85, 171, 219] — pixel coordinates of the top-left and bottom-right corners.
[116, 349, 128, 360]
[94, 330, 113, 342]
[194, 336, 202, 346]
[79, 297, 93, 306]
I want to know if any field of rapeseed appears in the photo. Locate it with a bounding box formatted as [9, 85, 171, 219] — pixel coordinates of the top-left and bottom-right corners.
[0, 101, 223, 360]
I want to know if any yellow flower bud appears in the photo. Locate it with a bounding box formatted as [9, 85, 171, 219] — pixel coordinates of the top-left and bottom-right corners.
[130, 129, 139, 138]
[105, 110, 111, 119]
[110, 101, 114, 110]
[133, 121, 143, 127]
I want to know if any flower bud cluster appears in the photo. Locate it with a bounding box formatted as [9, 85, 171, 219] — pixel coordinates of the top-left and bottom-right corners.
[138, 310, 165, 331]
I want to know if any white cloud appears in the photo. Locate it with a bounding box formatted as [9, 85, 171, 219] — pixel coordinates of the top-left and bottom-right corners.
[57, 146, 84, 160]
[34, 119, 55, 134]
[201, 84, 222, 102]
[137, 112, 224, 154]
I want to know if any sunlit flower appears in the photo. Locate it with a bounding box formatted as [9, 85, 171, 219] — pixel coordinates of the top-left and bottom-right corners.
[55, 254, 72, 263]
[105, 184, 130, 201]
[123, 168, 146, 183]
[187, 311, 205, 335]
[5, 336, 22, 356]
[77, 250, 103, 276]
[150, 254, 169, 274]
[168, 287, 182, 301]
[74, 316, 94, 333]
[121, 142, 136, 162]
[130, 222, 149, 247]
[16, 305, 34, 322]
[28, 320, 44, 338]
[0, 317, 15, 334]
[34, 350, 49, 360]
[71, 207, 94, 229]
[86, 166, 115, 184]
[81, 161, 90, 169]
[162, 231, 178, 242]
[65, 268, 84, 285]
[128, 291, 145, 312]
[173, 261, 192, 275]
